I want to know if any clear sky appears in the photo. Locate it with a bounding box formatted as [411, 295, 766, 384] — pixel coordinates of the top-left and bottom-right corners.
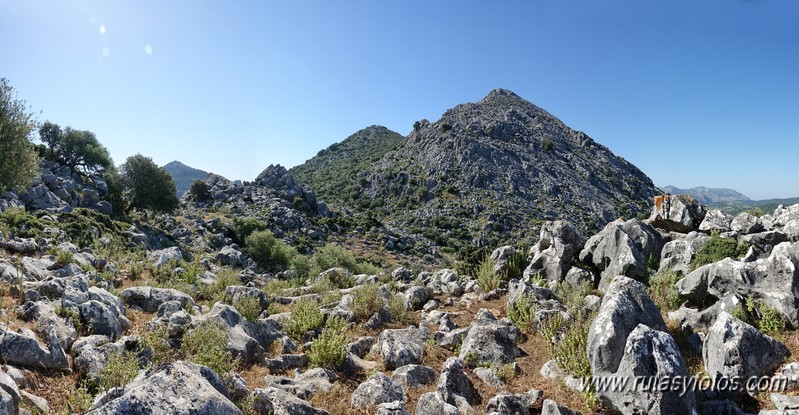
[2, 1, 797, 200]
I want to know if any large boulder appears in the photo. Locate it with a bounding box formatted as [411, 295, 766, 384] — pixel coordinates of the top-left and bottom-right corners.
[506, 280, 568, 325]
[436, 357, 480, 407]
[649, 194, 707, 233]
[148, 247, 184, 268]
[253, 386, 330, 415]
[376, 326, 428, 370]
[730, 212, 764, 235]
[263, 368, 335, 401]
[392, 364, 437, 388]
[457, 309, 522, 368]
[588, 277, 667, 378]
[0, 371, 21, 415]
[579, 219, 664, 290]
[703, 312, 789, 395]
[120, 286, 195, 313]
[86, 361, 240, 415]
[351, 372, 407, 409]
[0, 324, 68, 371]
[677, 242, 799, 327]
[587, 277, 696, 413]
[485, 389, 543, 415]
[658, 232, 710, 276]
[415, 391, 459, 415]
[523, 220, 585, 285]
[600, 325, 697, 414]
[700, 209, 734, 233]
[78, 300, 122, 340]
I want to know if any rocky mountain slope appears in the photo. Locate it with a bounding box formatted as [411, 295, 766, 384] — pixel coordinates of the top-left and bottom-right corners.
[661, 185, 751, 204]
[289, 125, 405, 208]
[163, 161, 208, 197]
[325, 89, 658, 250]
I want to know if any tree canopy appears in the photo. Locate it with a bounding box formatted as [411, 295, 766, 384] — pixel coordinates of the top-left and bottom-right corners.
[0, 78, 40, 192]
[39, 121, 114, 177]
[120, 154, 179, 213]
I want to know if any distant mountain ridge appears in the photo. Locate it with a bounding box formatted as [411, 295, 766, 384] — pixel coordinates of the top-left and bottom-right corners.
[292, 89, 659, 251]
[660, 185, 750, 204]
[163, 161, 208, 197]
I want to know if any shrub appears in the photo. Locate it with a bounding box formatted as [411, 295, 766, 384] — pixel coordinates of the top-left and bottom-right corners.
[234, 217, 268, 244]
[648, 270, 683, 310]
[197, 267, 238, 303]
[745, 207, 765, 218]
[121, 154, 180, 214]
[0, 208, 46, 239]
[98, 351, 140, 391]
[309, 316, 349, 369]
[55, 250, 74, 267]
[234, 296, 263, 322]
[290, 254, 313, 280]
[143, 325, 173, 366]
[386, 293, 413, 325]
[181, 321, 238, 376]
[691, 234, 748, 270]
[351, 284, 383, 321]
[499, 250, 527, 280]
[496, 364, 516, 382]
[476, 257, 500, 292]
[244, 229, 295, 271]
[542, 138, 554, 152]
[758, 303, 786, 335]
[189, 180, 210, 201]
[128, 262, 143, 280]
[63, 382, 94, 414]
[284, 297, 325, 341]
[507, 293, 537, 331]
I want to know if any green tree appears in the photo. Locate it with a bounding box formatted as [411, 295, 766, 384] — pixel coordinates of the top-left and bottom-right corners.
[188, 179, 210, 201]
[0, 78, 40, 192]
[38, 121, 114, 177]
[120, 154, 179, 213]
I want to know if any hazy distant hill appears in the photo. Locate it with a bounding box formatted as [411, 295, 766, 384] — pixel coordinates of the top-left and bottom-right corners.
[660, 185, 751, 204]
[163, 161, 208, 197]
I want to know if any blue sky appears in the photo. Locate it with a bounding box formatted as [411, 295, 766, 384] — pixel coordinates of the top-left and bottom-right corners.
[2, 1, 797, 199]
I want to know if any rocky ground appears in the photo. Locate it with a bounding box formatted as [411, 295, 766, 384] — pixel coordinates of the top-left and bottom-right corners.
[3, 164, 799, 414]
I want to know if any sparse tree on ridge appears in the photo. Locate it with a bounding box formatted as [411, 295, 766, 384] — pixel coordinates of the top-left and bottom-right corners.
[38, 121, 114, 178]
[0, 78, 40, 192]
[120, 154, 179, 214]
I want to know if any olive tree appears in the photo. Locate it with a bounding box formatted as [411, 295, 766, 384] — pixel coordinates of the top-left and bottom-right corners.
[38, 121, 114, 177]
[0, 78, 40, 192]
[120, 154, 179, 213]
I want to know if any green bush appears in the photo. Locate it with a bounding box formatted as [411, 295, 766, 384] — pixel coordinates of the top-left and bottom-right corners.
[234, 217, 268, 244]
[745, 207, 765, 218]
[284, 297, 325, 341]
[244, 230, 295, 271]
[98, 351, 140, 391]
[0, 208, 46, 239]
[233, 296, 263, 322]
[691, 234, 748, 270]
[143, 325, 173, 366]
[351, 284, 383, 321]
[552, 281, 594, 315]
[648, 270, 683, 310]
[189, 180, 210, 201]
[308, 316, 349, 369]
[386, 293, 413, 325]
[197, 268, 238, 303]
[507, 293, 537, 331]
[55, 250, 74, 267]
[0, 78, 40, 193]
[181, 321, 238, 376]
[476, 257, 500, 292]
[290, 254, 313, 280]
[759, 303, 786, 335]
